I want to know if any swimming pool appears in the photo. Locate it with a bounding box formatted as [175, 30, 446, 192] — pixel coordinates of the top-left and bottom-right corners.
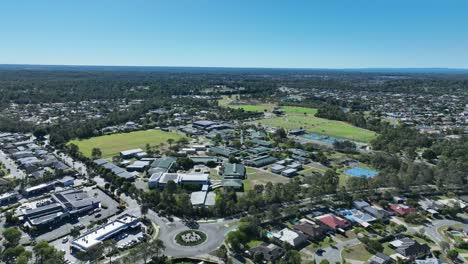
[344, 167, 378, 178]
[302, 133, 344, 143]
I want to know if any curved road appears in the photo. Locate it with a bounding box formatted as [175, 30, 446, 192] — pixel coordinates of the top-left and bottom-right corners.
[145, 210, 238, 257]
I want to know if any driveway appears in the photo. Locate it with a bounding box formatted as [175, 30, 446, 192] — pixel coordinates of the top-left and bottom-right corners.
[312, 238, 360, 264]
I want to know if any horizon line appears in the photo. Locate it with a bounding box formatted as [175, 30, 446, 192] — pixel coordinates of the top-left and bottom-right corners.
[1, 63, 468, 73]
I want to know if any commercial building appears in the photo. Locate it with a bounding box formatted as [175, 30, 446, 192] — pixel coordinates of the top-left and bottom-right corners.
[149, 157, 177, 173]
[0, 191, 19, 205]
[126, 160, 150, 172]
[208, 146, 239, 157]
[220, 163, 246, 180]
[281, 168, 298, 177]
[119, 149, 144, 159]
[148, 172, 209, 189]
[18, 189, 99, 227]
[94, 159, 136, 180]
[271, 164, 286, 174]
[72, 214, 140, 252]
[244, 155, 277, 167]
[192, 120, 217, 130]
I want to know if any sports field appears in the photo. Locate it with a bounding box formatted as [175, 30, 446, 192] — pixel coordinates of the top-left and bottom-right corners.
[218, 97, 276, 112]
[244, 166, 289, 190]
[254, 106, 377, 142]
[68, 130, 185, 158]
[219, 97, 376, 142]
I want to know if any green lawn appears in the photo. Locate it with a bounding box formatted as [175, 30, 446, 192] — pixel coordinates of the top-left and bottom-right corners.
[342, 243, 372, 261]
[246, 240, 263, 249]
[254, 111, 376, 142]
[68, 129, 185, 158]
[219, 99, 377, 142]
[245, 166, 290, 188]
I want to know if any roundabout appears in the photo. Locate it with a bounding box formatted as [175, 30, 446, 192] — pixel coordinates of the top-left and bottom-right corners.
[175, 230, 207, 246]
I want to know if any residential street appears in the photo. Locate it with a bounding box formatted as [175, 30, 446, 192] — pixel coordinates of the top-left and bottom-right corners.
[0, 149, 25, 179]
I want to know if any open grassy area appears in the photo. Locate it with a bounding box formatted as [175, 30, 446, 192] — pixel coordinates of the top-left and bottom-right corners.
[69, 129, 185, 158]
[218, 96, 276, 112]
[342, 243, 372, 261]
[254, 111, 376, 142]
[244, 167, 289, 190]
[218, 98, 377, 142]
[246, 240, 263, 249]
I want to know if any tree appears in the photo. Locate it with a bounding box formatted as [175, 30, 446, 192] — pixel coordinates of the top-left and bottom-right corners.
[167, 138, 175, 147]
[422, 149, 437, 160]
[133, 239, 165, 264]
[91, 147, 102, 159]
[33, 241, 65, 264]
[206, 160, 217, 168]
[33, 128, 47, 140]
[67, 143, 80, 157]
[438, 241, 450, 252]
[447, 249, 459, 260]
[281, 250, 301, 264]
[3, 227, 22, 246]
[1, 245, 29, 264]
[253, 252, 264, 263]
[175, 157, 195, 171]
[215, 245, 228, 261]
[4, 211, 20, 225]
[103, 240, 118, 264]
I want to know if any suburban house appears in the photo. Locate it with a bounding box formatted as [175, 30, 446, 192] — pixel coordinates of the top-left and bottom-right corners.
[316, 213, 350, 230]
[389, 204, 416, 216]
[272, 228, 308, 248]
[390, 237, 431, 259]
[248, 243, 285, 262]
[367, 253, 391, 264]
[292, 218, 328, 240]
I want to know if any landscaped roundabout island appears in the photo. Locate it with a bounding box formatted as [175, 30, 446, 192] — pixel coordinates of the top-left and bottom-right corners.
[175, 230, 207, 246]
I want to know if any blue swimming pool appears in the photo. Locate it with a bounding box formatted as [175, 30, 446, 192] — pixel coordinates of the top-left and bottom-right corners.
[344, 167, 378, 178]
[302, 133, 344, 143]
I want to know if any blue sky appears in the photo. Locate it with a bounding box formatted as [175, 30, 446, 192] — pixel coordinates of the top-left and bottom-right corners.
[0, 0, 467, 68]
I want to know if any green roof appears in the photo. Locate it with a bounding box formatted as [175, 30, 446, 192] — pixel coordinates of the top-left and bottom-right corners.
[151, 156, 176, 170]
[222, 179, 243, 188]
[222, 163, 245, 179]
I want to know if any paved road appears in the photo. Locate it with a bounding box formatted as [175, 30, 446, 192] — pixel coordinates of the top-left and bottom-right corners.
[55, 151, 88, 176]
[314, 238, 360, 264]
[145, 210, 238, 257]
[0, 150, 25, 179]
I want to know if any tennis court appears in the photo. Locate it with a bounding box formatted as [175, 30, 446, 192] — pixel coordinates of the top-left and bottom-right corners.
[344, 167, 378, 178]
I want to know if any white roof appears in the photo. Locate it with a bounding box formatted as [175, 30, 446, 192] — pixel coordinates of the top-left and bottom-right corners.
[72, 214, 138, 250]
[271, 165, 285, 170]
[272, 228, 304, 246]
[179, 173, 209, 182]
[0, 191, 18, 200]
[130, 160, 150, 167]
[120, 149, 144, 156]
[282, 168, 297, 174]
[190, 191, 207, 205]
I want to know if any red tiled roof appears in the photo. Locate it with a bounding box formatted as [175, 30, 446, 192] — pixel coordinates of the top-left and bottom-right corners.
[317, 214, 349, 229]
[389, 204, 416, 216]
